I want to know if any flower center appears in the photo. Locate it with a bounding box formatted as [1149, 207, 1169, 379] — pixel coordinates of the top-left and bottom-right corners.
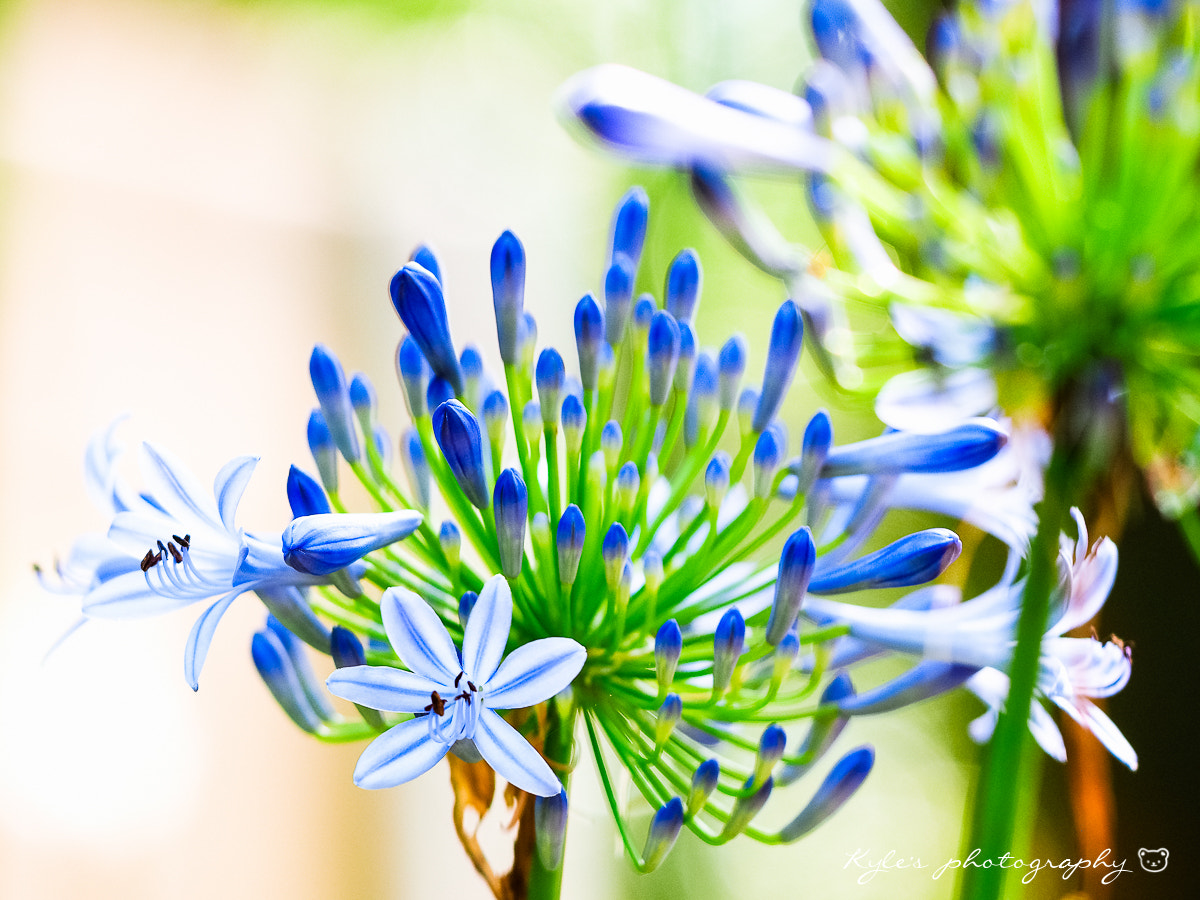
[424, 672, 482, 745]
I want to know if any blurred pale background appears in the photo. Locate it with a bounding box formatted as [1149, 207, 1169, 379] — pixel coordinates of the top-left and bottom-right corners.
[3, 0, 1184, 898]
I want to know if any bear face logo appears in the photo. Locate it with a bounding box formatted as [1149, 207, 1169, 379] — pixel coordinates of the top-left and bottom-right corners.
[1138, 848, 1168, 872]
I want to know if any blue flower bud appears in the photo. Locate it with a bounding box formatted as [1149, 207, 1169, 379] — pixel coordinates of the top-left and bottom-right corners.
[400, 429, 430, 510]
[633, 295, 656, 337]
[720, 776, 773, 840]
[372, 425, 393, 473]
[563, 375, 583, 403]
[794, 409, 833, 495]
[426, 376, 455, 412]
[615, 461, 640, 513]
[655, 693, 683, 751]
[493, 468, 528, 579]
[641, 797, 684, 873]
[597, 342, 616, 389]
[754, 724, 788, 787]
[457, 589, 477, 627]
[705, 452, 731, 508]
[459, 345, 484, 407]
[432, 400, 489, 509]
[600, 420, 623, 470]
[287, 465, 331, 518]
[610, 186, 649, 270]
[561, 393, 587, 457]
[811, 0, 864, 72]
[307, 409, 338, 493]
[810, 528, 961, 593]
[655, 619, 682, 692]
[642, 549, 664, 593]
[490, 230, 526, 365]
[519, 312, 538, 367]
[522, 400, 542, 449]
[536, 348, 566, 428]
[310, 344, 361, 464]
[409, 243, 442, 284]
[675, 321, 698, 392]
[574, 293, 605, 390]
[754, 300, 803, 432]
[738, 387, 759, 436]
[717, 335, 747, 411]
[482, 389, 510, 448]
[284, 511, 422, 576]
[687, 759, 720, 817]
[349, 372, 377, 436]
[396, 336, 432, 419]
[772, 630, 801, 682]
[389, 263, 464, 395]
[602, 523, 629, 590]
[647, 310, 681, 406]
[556, 504, 586, 585]
[767, 527, 816, 645]
[778, 746, 874, 842]
[685, 352, 718, 446]
[665, 249, 702, 323]
[821, 420, 1007, 477]
[252, 628, 321, 733]
[604, 256, 635, 346]
[330, 624, 367, 668]
[712, 608, 746, 699]
[534, 789, 569, 871]
[753, 427, 784, 499]
[440, 521, 462, 571]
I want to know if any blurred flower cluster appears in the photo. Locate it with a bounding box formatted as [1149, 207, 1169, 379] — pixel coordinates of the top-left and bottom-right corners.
[565, 0, 1200, 517]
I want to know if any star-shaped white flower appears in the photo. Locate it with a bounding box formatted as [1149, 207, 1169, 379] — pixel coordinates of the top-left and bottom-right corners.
[327, 575, 587, 796]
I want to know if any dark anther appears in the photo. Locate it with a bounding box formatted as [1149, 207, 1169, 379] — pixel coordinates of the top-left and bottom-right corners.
[140, 549, 162, 572]
[467, 681, 477, 692]
[424, 690, 447, 717]
[173, 534, 191, 549]
[454, 672, 464, 688]
[167, 542, 183, 564]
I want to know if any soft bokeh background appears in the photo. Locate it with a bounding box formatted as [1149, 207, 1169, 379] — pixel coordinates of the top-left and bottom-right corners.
[0, 1, 1193, 897]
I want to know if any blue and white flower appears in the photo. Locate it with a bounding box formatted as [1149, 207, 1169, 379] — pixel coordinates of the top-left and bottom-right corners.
[44, 423, 422, 688]
[327, 575, 586, 796]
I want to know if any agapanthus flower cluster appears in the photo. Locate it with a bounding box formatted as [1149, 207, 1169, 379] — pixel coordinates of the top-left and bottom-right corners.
[43, 188, 1135, 891]
[564, 0, 1200, 514]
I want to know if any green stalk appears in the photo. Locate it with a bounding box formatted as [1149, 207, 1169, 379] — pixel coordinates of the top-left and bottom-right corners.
[960, 443, 1072, 899]
[526, 703, 577, 900]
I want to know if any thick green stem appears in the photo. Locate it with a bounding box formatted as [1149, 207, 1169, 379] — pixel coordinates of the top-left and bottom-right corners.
[526, 704, 577, 900]
[961, 444, 1072, 899]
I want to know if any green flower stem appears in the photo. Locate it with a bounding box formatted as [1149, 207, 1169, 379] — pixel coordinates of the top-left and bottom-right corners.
[526, 703, 577, 900]
[961, 442, 1072, 900]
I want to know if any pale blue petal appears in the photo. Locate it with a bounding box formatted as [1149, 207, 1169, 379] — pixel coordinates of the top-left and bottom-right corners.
[474, 709, 560, 796]
[483, 637, 587, 710]
[1052, 696, 1138, 771]
[354, 716, 451, 789]
[139, 443, 223, 531]
[875, 367, 998, 434]
[380, 587, 461, 682]
[562, 65, 836, 173]
[183, 589, 243, 691]
[83, 569, 196, 618]
[461, 575, 512, 685]
[326, 665, 445, 713]
[213, 456, 258, 532]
